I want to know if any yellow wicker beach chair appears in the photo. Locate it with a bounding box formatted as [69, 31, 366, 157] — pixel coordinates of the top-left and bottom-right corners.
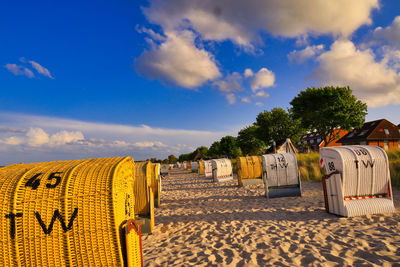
[134, 161, 155, 234]
[198, 161, 205, 175]
[0, 157, 143, 267]
[187, 162, 191, 171]
[237, 156, 263, 186]
[151, 163, 161, 208]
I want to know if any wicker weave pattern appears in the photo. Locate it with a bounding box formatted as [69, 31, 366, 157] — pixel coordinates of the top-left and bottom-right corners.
[0, 157, 142, 266]
[198, 161, 205, 175]
[150, 163, 161, 208]
[133, 162, 155, 233]
[237, 156, 262, 186]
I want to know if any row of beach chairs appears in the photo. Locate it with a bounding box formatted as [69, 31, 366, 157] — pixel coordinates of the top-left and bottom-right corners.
[179, 145, 395, 218]
[0, 157, 163, 266]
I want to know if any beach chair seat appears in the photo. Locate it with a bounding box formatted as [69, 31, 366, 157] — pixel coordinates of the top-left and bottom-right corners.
[237, 156, 263, 186]
[204, 160, 213, 178]
[134, 161, 155, 234]
[211, 159, 233, 182]
[191, 161, 199, 172]
[0, 157, 143, 267]
[320, 145, 395, 217]
[262, 153, 302, 198]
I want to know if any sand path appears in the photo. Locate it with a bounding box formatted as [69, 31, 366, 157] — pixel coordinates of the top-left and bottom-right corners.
[142, 170, 400, 266]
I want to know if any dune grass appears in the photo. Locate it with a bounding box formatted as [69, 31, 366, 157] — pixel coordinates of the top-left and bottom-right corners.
[296, 152, 325, 182]
[296, 148, 400, 188]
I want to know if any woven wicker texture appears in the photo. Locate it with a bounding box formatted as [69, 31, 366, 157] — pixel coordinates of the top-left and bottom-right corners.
[187, 162, 191, 171]
[237, 156, 262, 185]
[133, 162, 155, 233]
[151, 163, 161, 208]
[198, 161, 205, 175]
[124, 219, 143, 267]
[0, 157, 143, 266]
[320, 145, 395, 217]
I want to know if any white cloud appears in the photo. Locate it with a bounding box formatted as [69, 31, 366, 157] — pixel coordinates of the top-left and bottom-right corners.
[212, 72, 243, 92]
[288, 45, 324, 64]
[253, 90, 270, 99]
[48, 130, 84, 146]
[0, 113, 229, 165]
[372, 16, 400, 47]
[250, 68, 275, 92]
[29, 60, 54, 79]
[255, 102, 263, 107]
[135, 30, 221, 88]
[244, 68, 254, 77]
[136, 25, 166, 42]
[241, 97, 251, 103]
[26, 128, 50, 147]
[226, 93, 236, 105]
[143, 0, 379, 48]
[312, 39, 400, 107]
[4, 64, 34, 78]
[2, 136, 24, 146]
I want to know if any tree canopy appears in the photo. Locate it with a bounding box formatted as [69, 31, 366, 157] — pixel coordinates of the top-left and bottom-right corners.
[255, 107, 304, 147]
[219, 136, 242, 158]
[290, 86, 367, 146]
[237, 125, 266, 155]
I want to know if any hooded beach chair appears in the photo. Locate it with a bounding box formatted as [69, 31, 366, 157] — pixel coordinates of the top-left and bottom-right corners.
[320, 145, 395, 217]
[262, 153, 302, 198]
[0, 157, 143, 266]
[211, 159, 234, 182]
[237, 156, 263, 186]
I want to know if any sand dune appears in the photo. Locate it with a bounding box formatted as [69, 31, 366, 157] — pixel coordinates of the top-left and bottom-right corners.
[142, 170, 400, 266]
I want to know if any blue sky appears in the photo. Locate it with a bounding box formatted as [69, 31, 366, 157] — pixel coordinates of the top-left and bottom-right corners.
[1, 0, 400, 164]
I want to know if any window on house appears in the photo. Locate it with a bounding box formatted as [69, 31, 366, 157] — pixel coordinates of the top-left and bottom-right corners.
[360, 141, 366, 145]
[384, 129, 389, 135]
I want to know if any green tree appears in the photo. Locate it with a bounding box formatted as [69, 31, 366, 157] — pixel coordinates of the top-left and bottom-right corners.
[168, 154, 177, 163]
[290, 86, 367, 147]
[237, 125, 267, 155]
[255, 107, 304, 147]
[178, 153, 191, 162]
[208, 141, 221, 158]
[219, 136, 242, 158]
[191, 146, 209, 160]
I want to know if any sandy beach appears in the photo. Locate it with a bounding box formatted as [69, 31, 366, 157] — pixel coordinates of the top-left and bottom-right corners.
[143, 170, 400, 266]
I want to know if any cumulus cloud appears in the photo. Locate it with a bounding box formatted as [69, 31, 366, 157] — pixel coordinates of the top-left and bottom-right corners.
[249, 68, 275, 92]
[288, 45, 324, 64]
[244, 68, 254, 78]
[212, 72, 243, 92]
[253, 90, 270, 99]
[2, 127, 84, 147]
[311, 39, 400, 107]
[241, 97, 251, 103]
[226, 93, 236, 105]
[0, 113, 229, 165]
[29, 60, 54, 79]
[372, 16, 400, 47]
[135, 30, 221, 88]
[48, 130, 84, 146]
[4, 64, 34, 78]
[143, 0, 378, 48]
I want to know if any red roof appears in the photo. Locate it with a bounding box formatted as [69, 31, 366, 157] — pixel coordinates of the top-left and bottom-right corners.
[339, 119, 400, 144]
